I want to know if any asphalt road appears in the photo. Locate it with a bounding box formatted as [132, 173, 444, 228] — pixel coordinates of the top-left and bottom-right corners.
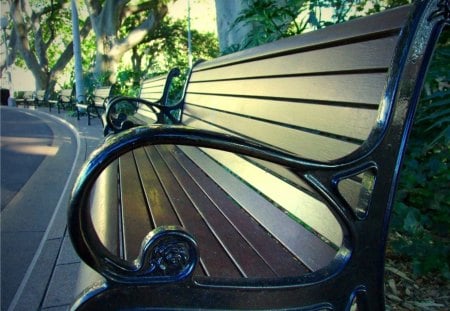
[1, 108, 53, 210]
[0, 107, 77, 311]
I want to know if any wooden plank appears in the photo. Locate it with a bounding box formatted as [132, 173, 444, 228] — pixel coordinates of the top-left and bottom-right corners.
[144, 146, 243, 277]
[182, 110, 360, 162]
[132, 147, 206, 277]
[190, 36, 397, 82]
[165, 145, 310, 276]
[118, 152, 153, 260]
[200, 148, 342, 247]
[180, 146, 337, 271]
[155, 146, 279, 278]
[184, 93, 378, 140]
[132, 148, 180, 226]
[187, 73, 387, 106]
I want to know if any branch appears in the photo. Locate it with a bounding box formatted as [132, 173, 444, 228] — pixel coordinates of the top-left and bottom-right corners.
[112, 4, 168, 57]
[49, 17, 92, 79]
[10, 0, 43, 76]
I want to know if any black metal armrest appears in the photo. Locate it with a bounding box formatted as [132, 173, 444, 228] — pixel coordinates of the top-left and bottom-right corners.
[68, 124, 356, 286]
[104, 97, 182, 133]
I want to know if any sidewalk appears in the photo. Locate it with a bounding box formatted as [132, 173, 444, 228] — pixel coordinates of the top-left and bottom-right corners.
[6, 105, 104, 311]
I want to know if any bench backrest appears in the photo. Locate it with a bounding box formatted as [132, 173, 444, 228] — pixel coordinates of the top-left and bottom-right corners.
[91, 86, 112, 108]
[35, 90, 45, 100]
[59, 88, 73, 102]
[182, 7, 411, 162]
[138, 68, 180, 104]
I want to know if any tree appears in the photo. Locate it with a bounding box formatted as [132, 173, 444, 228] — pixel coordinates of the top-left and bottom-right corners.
[9, 0, 91, 95]
[84, 0, 170, 84]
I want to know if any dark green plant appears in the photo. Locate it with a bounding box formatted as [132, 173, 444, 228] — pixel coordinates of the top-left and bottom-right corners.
[390, 29, 450, 278]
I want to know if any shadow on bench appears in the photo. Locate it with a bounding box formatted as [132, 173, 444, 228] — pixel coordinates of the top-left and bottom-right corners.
[68, 1, 448, 310]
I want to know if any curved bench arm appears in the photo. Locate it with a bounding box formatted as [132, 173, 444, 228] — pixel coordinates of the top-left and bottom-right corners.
[104, 96, 182, 134]
[68, 125, 358, 285]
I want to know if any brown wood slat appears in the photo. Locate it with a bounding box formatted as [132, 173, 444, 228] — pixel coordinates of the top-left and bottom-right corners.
[164, 145, 310, 277]
[182, 110, 360, 162]
[132, 148, 180, 226]
[122, 148, 207, 277]
[187, 73, 387, 105]
[191, 36, 397, 82]
[184, 93, 378, 140]
[144, 146, 242, 278]
[155, 146, 280, 278]
[118, 152, 152, 260]
[180, 146, 337, 271]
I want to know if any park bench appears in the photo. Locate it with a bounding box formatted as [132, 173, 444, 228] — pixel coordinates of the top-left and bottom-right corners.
[15, 91, 35, 108]
[76, 85, 113, 126]
[102, 68, 180, 135]
[68, 1, 448, 310]
[54, 88, 74, 113]
[35, 90, 59, 111]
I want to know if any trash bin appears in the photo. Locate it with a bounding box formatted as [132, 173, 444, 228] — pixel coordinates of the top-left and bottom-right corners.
[1, 88, 10, 106]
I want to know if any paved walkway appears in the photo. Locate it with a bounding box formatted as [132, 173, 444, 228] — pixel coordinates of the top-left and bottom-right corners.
[1, 105, 104, 311]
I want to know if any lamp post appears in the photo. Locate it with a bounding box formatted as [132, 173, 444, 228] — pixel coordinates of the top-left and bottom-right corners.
[187, 0, 192, 68]
[1, 15, 15, 106]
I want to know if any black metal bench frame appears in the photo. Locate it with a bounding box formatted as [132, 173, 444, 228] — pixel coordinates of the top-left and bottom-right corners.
[68, 1, 448, 310]
[76, 85, 113, 126]
[102, 68, 180, 135]
[54, 88, 74, 113]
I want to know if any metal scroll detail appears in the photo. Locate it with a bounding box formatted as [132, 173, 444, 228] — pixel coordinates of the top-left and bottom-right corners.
[428, 0, 450, 23]
[140, 227, 197, 277]
[103, 226, 198, 284]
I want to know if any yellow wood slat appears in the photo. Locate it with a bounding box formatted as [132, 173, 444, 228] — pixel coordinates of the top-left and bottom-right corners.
[185, 94, 377, 140]
[200, 148, 343, 247]
[182, 111, 360, 162]
[191, 37, 397, 81]
[187, 73, 387, 105]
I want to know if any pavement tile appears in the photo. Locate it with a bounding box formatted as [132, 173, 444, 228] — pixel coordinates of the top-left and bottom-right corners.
[42, 262, 81, 309]
[11, 238, 62, 311]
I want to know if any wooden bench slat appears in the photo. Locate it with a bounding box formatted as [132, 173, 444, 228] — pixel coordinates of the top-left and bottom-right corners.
[182, 110, 360, 161]
[191, 36, 397, 82]
[184, 94, 378, 140]
[180, 146, 337, 271]
[200, 148, 342, 246]
[139, 146, 243, 278]
[118, 152, 153, 260]
[167, 145, 310, 277]
[187, 73, 387, 106]
[154, 146, 281, 278]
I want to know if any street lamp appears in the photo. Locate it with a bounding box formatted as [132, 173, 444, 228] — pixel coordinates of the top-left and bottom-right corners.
[1, 15, 15, 106]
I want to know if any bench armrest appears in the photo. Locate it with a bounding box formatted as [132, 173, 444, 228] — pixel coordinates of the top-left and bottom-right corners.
[104, 97, 182, 134]
[69, 125, 351, 285]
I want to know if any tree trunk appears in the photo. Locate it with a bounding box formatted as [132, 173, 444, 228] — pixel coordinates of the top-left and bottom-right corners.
[87, 0, 168, 84]
[215, 0, 251, 53]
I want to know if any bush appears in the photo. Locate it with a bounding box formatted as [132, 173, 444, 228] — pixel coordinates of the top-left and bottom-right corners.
[390, 29, 450, 278]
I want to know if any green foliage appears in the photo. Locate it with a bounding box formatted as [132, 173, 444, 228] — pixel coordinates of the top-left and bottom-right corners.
[115, 17, 219, 101]
[391, 29, 450, 278]
[227, 0, 309, 51]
